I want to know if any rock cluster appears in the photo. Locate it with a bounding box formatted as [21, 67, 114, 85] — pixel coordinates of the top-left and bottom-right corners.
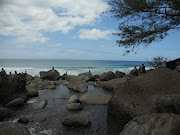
[107, 68, 180, 135]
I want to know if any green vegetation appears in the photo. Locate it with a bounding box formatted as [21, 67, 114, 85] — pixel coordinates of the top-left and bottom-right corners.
[148, 56, 168, 69]
[107, 0, 180, 54]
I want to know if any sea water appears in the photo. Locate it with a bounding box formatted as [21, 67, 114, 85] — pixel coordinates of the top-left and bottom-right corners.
[0, 59, 151, 76]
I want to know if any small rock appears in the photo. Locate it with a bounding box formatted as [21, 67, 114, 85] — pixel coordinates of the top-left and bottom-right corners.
[18, 116, 29, 124]
[26, 86, 38, 97]
[62, 116, 91, 127]
[68, 95, 79, 104]
[66, 103, 83, 111]
[38, 99, 48, 109]
[5, 98, 24, 108]
[56, 94, 70, 99]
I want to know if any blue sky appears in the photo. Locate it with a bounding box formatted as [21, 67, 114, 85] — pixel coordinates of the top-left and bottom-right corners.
[0, 0, 179, 61]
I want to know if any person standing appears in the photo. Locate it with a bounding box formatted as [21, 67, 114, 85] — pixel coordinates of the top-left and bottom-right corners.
[142, 64, 145, 73]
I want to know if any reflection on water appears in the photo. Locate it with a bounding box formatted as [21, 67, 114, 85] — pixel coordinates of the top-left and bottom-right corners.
[4, 84, 112, 135]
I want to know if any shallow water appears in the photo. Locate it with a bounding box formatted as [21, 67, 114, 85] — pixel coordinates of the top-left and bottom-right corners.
[3, 84, 112, 135]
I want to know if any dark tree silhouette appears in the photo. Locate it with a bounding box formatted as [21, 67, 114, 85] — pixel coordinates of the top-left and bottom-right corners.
[108, 0, 180, 54]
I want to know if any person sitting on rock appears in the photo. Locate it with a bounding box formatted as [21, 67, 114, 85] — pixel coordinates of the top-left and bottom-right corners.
[142, 64, 145, 73]
[133, 66, 138, 76]
[1, 68, 7, 76]
[15, 71, 17, 74]
[52, 66, 54, 70]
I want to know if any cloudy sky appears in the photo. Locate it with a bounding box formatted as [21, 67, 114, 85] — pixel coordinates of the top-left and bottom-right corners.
[0, 0, 179, 61]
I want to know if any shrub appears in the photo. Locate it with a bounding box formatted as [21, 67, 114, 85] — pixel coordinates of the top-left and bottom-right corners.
[148, 56, 168, 69]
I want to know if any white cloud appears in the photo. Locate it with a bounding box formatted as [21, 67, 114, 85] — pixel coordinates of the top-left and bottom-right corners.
[78, 28, 112, 40]
[48, 43, 63, 47]
[0, 0, 108, 43]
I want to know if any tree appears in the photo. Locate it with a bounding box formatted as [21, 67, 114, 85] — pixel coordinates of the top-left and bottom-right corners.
[107, 0, 180, 54]
[148, 56, 168, 69]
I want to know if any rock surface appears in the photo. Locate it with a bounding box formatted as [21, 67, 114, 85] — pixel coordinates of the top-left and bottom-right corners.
[107, 68, 180, 135]
[99, 71, 116, 81]
[115, 71, 125, 78]
[68, 95, 79, 104]
[79, 94, 112, 105]
[5, 98, 24, 108]
[0, 107, 11, 120]
[62, 116, 91, 127]
[0, 122, 31, 135]
[119, 113, 180, 135]
[66, 103, 83, 111]
[67, 76, 88, 92]
[78, 72, 94, 82]
[40, 69, 60, 81]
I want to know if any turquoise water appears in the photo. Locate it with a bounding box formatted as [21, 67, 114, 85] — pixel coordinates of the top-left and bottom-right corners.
[0, 59, 151, 76]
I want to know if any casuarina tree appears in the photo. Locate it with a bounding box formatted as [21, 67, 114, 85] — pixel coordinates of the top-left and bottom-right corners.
[107, 0, 180, 54]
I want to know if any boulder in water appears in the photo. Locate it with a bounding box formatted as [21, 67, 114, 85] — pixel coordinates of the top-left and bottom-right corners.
[68, 95, 79, 104]
[67, 76, 88, 92]
[5, 98, 24, 108]
[99, 71, 116, 81]
[40, 69, 60, 81]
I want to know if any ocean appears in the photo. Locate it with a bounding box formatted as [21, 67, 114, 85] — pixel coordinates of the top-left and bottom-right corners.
[0, 59, 151, 76]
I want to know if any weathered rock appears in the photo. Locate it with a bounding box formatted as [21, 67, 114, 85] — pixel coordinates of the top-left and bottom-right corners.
[38, 99, 48, 109]
[0, 122, 31, 135]
[5, 98, 24, 108]
[0, 107, 11, 120]
[120, 113, 180, 135]
[79, 94, 112, 105]
[18, 116, 29, 124]
[99, 71, 116, 81]
[115, 71, 125, 78]
[40, 69, 60, 81]
[68, 95, 79, 104]
[101, 77, 129, 91]
[0, 74, 28, 105]
[66, 103, 83, 111]
[62, 116, 91, 127]
[28, 77, 58, 90]
[107, 68, 180, 135]
[26, 86, 38, 97]
[166, 58, 180, 70]
[67, 76, 88, 92]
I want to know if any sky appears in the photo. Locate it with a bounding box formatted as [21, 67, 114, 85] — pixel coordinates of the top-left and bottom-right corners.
[0, 0, 179, 61]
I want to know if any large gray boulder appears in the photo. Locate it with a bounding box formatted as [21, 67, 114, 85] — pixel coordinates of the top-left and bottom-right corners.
[26, 86, 38, 97]
[0, 74, 28, 105]
[40, 69, 60, 81]
[62, 116, 91, 127]
[67, 76, 88, 92]
[101, 77, 129, 91]
[119, 113, 180, 135]
[107, 68, 180, 135]
[78, 72, 94, 82]
[115, 71, 125, 78]
[79, 94, 112, 105]
[99, 71, 116, 81]
[0, 122, 31, 135]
